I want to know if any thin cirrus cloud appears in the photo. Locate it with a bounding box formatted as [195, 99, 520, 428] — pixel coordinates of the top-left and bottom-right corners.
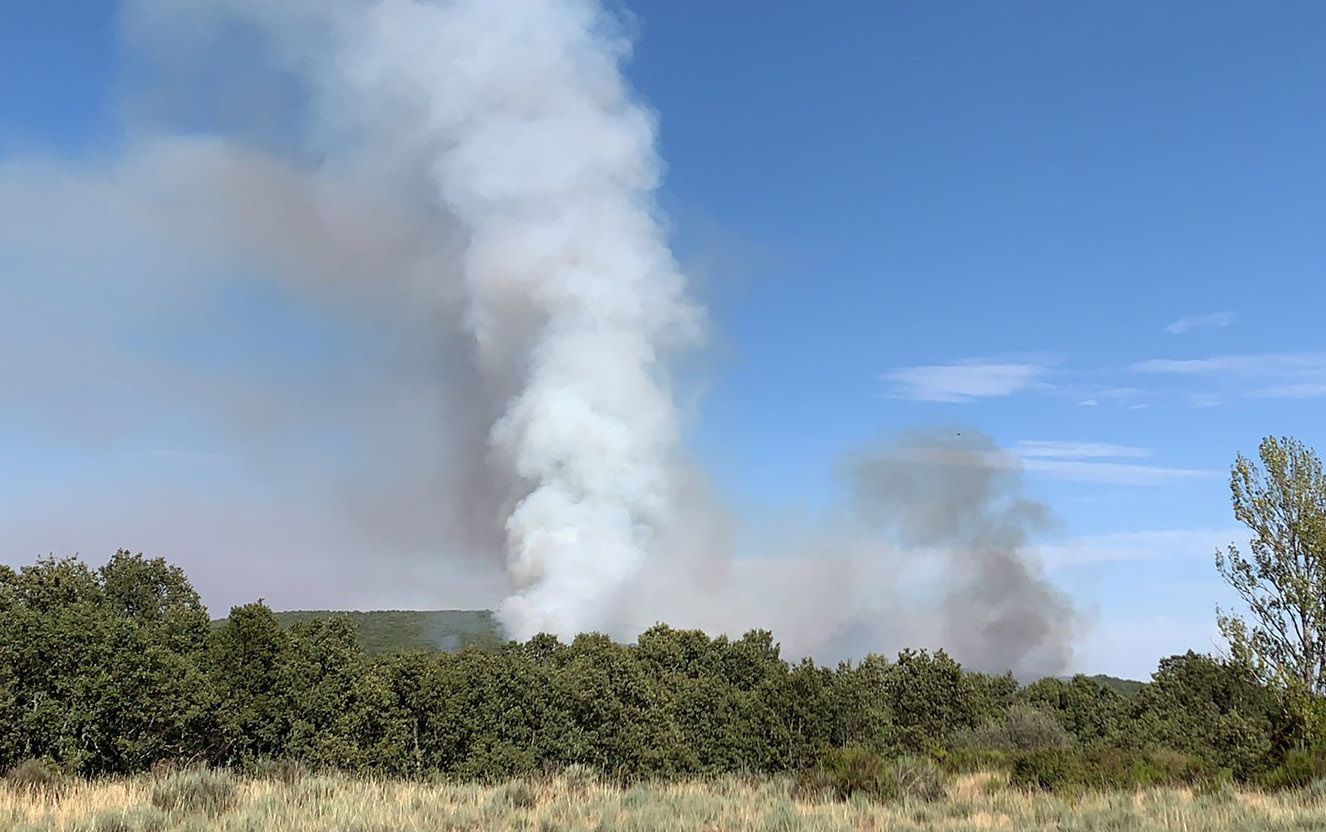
[1033, 528, 1239, 569]
[1134, 352, 1326, 400]
[1018, 458, 1216, 487]
[1012, 440, 1152, 460]
[1163, 311, 1235, 335]
[881, 359, 1051, 403]
[1010, 440, 1213, 486]
[907, 440, 1216, 486]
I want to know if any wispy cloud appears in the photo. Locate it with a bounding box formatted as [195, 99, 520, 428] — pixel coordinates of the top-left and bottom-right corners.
[1010, 440, 1209, 485]
[905, 441, 1215, 486]
[1135, 352, 1326, 400]
[881, 359, 1051, 403]
[1163, 311, 1235, 335]
[1013, 440, 1151, 460]
[1019, 459, 1216, 487]
[1035, 528, 1238, 569]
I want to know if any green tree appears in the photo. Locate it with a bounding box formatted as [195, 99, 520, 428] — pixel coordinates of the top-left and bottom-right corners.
[206, 602, 292, 764]
[277, 616, 401, 771]
[0, 556, 211, 773]
[1125, 651, 1279, 778]
[879, 650, 978, 754]
[1217, 436, 1326, 693]
[1020, 675, 1127, 747]
[100, 550, 210, 655]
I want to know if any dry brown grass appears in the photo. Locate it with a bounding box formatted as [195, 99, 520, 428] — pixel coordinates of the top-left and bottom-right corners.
[2, 769, 1325, 831]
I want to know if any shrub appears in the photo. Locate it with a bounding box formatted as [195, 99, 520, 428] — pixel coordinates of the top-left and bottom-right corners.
[249, 757, 307, 785]
[793, 748, 947, 803]
[1008, 749, 1089, 792]
[1261, 747, 1326, 791]
[150, 769, 239, 817]
[933, 747, 1008, 774]
[794, 747, 899, 802]
[958, 705, 1074, 752]
[490, 780, 540, 810]
[1009, 748, 1210, 793]
[3, 758, 66, 797]
[889, 756, 946, 802]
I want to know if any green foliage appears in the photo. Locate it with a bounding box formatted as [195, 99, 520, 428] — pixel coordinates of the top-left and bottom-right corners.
[796, 747, 899, 802]
[1217, 436, 1326, 694]
[0, 554, 212, 774]
[1009, 748, 1212, 793]
[1085, 674, 1146, 698]
[1007, 749, 1090, 792]
[1020, 675, 1129, 747]
[956, 704, 1074, 752]
[794, 748, 947, 804]
[1259, 747, 1326, 791]
[0, 551, 1316, 788]
[212, 609, 504, 655]
[205, 603, 290, 764]
[1125, 651, 1278, 779]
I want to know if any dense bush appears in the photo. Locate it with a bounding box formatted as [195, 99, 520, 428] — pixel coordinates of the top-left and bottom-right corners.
[0, 552, 1315, 786]
[1009, 748, 1211, 793]
[1007, 749, 1091, 792]
[1260, 747, 1326, 791]
[956, 704, 1075, 752]
[1019, 675, 1129, 747]
[794, 747, 899, 802]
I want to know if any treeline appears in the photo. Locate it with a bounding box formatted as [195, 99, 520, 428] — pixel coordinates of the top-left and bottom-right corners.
[0, 552, 1306, 784]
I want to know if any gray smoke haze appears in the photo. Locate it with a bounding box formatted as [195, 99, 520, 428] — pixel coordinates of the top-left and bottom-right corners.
[0, 0, 1079, 676]
[846, 429, 1077, 676]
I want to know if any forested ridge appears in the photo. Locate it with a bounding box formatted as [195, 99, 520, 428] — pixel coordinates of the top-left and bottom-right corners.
[3, 550, 1320, 792]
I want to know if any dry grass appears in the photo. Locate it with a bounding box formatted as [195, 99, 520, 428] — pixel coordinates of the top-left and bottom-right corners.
[2, 769, 1325, 831]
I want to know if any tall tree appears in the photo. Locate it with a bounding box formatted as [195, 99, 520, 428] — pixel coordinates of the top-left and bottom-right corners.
[1217, 436, 1326, 694]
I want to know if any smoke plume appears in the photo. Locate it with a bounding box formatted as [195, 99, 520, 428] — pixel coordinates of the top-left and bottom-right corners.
[326, 0, 703, 638]
[1, 0, 1080, 675]
[112, 0, 704, 640]
[845, 430, 1076, 676]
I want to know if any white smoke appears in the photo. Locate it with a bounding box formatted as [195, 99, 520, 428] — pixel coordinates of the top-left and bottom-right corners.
[123, 0, 701, 639]
[346, 1, 701, 638]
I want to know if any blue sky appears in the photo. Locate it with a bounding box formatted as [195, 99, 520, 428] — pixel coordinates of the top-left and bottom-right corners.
[3, 0, 1325, 678]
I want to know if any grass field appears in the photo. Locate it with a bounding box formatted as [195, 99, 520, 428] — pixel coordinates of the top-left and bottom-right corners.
[5, 769, 1326, 832]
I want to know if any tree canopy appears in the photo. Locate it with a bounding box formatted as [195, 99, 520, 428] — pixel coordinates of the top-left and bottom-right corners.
[1217, 436, 1326, 695]
[0, 550, 1304, 783]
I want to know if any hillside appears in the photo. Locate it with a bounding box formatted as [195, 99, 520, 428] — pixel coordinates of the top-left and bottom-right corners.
[212, 609, 504, 655]
[1087, 674, 1147, 697]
